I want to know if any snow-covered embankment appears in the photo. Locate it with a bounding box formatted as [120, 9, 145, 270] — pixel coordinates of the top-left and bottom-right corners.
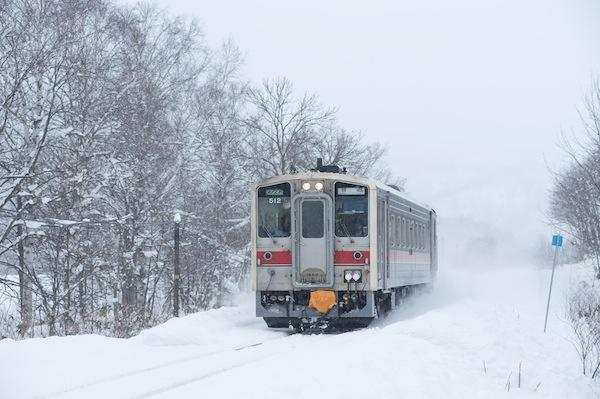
[0, 263, 596, 399]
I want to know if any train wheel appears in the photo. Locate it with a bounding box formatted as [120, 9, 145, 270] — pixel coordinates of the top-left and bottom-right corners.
[376, 293, 392, 318]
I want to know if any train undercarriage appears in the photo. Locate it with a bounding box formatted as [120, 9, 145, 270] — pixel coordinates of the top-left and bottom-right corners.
[258, 285, 426, 333]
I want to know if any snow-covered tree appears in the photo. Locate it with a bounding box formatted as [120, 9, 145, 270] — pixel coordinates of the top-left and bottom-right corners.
[551, 79, 600, 278]
[0, 0, 403, 339]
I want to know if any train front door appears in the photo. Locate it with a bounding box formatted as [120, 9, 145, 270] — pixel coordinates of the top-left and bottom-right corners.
[292, 195, 334, 288]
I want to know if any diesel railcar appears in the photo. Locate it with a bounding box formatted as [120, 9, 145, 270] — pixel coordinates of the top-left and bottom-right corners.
[251, 159, 437, 331]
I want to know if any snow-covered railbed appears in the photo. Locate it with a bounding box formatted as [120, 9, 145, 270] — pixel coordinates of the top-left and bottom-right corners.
[0, 265, 597, 399]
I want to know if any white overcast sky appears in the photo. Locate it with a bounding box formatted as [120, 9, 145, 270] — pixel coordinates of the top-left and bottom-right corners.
[143, 0, 600, 257]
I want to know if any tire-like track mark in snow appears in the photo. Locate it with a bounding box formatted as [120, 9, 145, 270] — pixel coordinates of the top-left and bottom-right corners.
[129, 352, 276, 399]
[35, 338, 284, 399]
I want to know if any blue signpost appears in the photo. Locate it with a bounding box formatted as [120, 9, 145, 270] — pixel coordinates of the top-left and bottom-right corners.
[544, 234, 563, 333]
[551, 235, 563, 247]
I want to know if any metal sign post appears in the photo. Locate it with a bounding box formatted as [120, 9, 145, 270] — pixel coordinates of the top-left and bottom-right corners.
[544, 234, 563, 333]
[173, 213, 181, 317]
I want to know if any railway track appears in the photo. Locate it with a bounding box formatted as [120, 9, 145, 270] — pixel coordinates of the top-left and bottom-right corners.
[35, 335, 291, 399]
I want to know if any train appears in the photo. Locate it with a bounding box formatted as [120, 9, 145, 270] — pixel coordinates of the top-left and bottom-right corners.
[251, 159, 437, 331]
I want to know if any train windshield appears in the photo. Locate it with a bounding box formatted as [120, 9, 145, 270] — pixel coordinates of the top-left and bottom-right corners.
[335, 182, 368, 237]
[257, 183, 291, 238]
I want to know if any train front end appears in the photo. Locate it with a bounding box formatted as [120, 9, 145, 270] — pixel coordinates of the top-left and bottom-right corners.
[252, 168, 378, 331]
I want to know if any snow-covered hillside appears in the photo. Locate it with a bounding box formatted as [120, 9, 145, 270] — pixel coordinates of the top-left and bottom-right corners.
[0, 264, 597, 399]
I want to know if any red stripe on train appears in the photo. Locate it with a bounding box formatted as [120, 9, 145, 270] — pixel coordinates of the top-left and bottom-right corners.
[257, 250, 370, 266]
[334, 250, 369, 265]
[257, 251, 291, 265]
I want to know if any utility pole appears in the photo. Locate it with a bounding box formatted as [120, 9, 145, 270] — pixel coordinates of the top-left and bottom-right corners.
[544, 234, 563, 333]
[173, 212, 181, 317]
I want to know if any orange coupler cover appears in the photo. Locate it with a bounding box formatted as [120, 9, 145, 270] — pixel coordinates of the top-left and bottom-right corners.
[308, 290, 337, 314]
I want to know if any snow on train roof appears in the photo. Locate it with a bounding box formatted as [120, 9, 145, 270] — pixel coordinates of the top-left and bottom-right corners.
[255, 171, 433, 212]
[373, 180, 433, 211]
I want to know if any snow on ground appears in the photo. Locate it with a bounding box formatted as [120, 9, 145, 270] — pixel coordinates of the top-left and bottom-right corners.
[1, 263, 598, 399]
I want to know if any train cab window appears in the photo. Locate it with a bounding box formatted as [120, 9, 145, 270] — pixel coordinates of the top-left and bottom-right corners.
[301, 200, 324, 238]
[257, 183, 291, 238]
[334, 182, 368, 237]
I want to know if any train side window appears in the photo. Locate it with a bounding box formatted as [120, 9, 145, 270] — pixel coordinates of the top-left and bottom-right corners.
[402, 218, 407, 248]
[415, 223, 419, 249]
[396, 216, 402, 248]
[392, 216, 396, 248]
[400, 218, 404, 248]
[389, 216, 394, 248]
[414, 222, 418, 249]
[428, 224, 432, 249]
[398, 218, 402, 248]
[415, 222, 421, 249]
[406, 219, 410, 249]
[413, 222, 417, 249]
[413, 221, 417, 249]
[395, 216, 399, 248]
[394, 216, 400, 248]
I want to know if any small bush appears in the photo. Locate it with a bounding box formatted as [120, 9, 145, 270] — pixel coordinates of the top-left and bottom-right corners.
[567, 281, 600, 377]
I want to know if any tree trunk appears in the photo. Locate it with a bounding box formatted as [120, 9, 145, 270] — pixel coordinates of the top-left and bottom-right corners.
[16, 197, 33, 338]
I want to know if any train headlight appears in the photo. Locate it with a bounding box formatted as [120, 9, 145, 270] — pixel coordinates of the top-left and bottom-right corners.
[315, 182, 324, 191]
[352, 271, 361, 282]
[302, 182, 311, 191]
[344, 271, 353, 282]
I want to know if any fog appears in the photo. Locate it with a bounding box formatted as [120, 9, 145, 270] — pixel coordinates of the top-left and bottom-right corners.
[147, 0, 600, 265]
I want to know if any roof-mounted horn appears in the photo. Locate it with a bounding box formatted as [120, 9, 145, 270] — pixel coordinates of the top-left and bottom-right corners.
[311, 157, 344, 174]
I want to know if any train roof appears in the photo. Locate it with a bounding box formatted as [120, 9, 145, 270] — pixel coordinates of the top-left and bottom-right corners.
[254, 171, 434, 212]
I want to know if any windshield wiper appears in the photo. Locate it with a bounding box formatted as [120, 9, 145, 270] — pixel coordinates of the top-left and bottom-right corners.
[339, 221, 355, 243]
[261, 225, 277, 244]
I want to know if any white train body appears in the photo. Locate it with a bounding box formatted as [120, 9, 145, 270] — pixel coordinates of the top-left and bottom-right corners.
[251, 166, 437, 330]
